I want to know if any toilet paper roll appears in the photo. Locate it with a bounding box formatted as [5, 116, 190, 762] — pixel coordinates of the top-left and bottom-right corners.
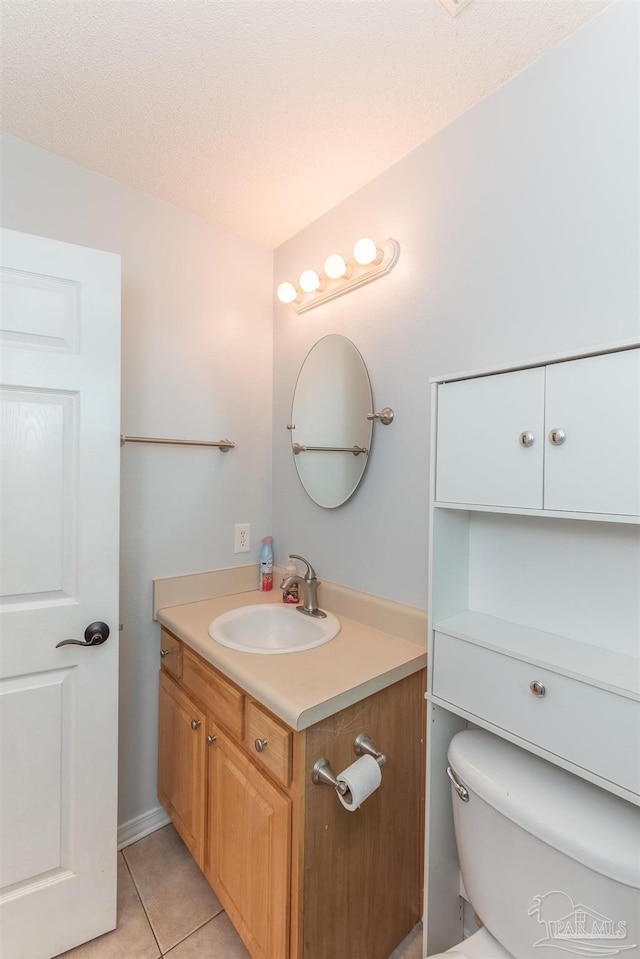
[336, 754, 382, 811]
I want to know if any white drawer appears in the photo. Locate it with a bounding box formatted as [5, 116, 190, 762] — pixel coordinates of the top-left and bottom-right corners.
[432, 633, 640, 796]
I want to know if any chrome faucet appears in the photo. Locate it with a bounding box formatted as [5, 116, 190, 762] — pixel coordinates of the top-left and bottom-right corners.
[280, 554, 327, 619]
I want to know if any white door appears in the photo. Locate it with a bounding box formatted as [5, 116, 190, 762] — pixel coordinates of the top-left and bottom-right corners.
[0, 228, 121, 959]
[544, 349, 640, 515]
[435, 367, 545, 509]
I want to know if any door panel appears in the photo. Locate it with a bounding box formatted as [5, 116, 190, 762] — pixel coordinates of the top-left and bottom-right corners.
[544, 349, 640, 515]
[436, 367, 545, 508]
[1, 388, 78, 602]
[0, 669, 75, 889]
[158, 672, 206, 868]
[0, 229, 121, 959]
[206, 730, 291, 959]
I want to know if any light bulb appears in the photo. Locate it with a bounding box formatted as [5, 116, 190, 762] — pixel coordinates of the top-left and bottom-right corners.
[277, 281, 298, 304]
[353, 237, 380, 266]
[299, 269, 321, 293]
[324, 253, 348, 280]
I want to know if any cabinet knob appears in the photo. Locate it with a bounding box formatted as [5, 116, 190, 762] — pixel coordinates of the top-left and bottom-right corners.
[254, 738, 268, 753]
[191, 719, 202, 730]
[530, 680, 546, 698]
[206, 734, 217, 746]
[549, 428, 566, 446]
[519, 431, 535, 448]
[160, 649, 170, 658]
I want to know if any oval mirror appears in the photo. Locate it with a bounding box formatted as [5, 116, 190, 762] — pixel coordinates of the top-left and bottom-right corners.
[290, 335, 373, 508]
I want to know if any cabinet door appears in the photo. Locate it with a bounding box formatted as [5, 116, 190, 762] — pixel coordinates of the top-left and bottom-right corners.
[544, 349, 640, 515]
[206, 727, 291, 959]
[436, 367, 545, 508]
[158, 671, 206, 867]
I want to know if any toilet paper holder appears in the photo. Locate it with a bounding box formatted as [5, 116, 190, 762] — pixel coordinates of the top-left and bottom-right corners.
[311, 732, 386, 792]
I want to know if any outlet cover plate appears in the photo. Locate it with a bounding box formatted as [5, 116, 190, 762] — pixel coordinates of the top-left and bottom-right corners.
[234, 523, 251, 554]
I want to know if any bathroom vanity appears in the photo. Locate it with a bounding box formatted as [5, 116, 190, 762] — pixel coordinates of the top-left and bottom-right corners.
[425, 343, 640, 954]
[155, 589, 426, 959]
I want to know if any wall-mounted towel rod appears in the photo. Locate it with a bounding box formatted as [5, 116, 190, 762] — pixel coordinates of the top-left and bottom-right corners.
[120, 433, 235, 452]
[292, 443, 368, 456]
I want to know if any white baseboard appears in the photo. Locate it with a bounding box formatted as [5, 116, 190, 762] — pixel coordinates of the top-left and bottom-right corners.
[117, 805, 171, 850]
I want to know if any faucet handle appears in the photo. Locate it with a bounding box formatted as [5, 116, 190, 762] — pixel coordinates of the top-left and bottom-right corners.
[289, 554, 316, 580]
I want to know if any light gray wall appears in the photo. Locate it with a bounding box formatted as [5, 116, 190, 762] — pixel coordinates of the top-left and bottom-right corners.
[0, 135, 274, 827]
[272, 1, 639, 609]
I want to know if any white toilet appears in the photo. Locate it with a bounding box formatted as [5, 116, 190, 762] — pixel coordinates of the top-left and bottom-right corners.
[428, 729, 640, 959]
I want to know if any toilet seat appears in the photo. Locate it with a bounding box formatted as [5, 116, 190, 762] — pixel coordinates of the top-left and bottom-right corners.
[427, 926, 513, 958]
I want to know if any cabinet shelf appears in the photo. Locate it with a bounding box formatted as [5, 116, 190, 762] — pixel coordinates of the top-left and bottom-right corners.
[433, 502, 640, 525]
[432, 610, 639, 700]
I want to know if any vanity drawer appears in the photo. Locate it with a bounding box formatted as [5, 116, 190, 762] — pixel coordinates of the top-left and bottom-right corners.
[432, 633, 640, 796]
[246, 701, 292, 788]
[182, 648, 244, 740]
[160, 628, 183, 679]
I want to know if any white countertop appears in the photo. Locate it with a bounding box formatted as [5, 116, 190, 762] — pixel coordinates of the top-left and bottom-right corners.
[157, 590, 426, 731]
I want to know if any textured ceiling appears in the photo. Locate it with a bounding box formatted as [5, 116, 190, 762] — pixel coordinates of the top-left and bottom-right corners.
[1, 0, 610, 249]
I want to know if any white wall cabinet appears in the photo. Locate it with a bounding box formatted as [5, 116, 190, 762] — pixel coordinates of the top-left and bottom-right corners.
[436, 347, 640, 517]
[425, 343, 640, 956]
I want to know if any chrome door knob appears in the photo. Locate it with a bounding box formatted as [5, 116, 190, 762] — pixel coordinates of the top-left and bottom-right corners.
[254, 738, 268, 753]
[160, 649, 170, 658]
[206, 734, 217, 746]
[56, 621, 110, 649]
[519, 431, 535, 448]
[191, 719, 202, 731]
[549, 428, 566, 446]
[530, 680, 546, 697]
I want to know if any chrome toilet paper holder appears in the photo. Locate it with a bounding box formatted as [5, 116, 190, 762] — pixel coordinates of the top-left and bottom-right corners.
[311, 732, 386, 793]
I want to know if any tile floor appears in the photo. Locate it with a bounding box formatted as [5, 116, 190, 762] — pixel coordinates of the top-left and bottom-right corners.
[57, 823, 423, 959]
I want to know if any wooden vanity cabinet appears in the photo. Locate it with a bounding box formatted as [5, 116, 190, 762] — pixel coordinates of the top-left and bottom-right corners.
[158, 627, 426, 959]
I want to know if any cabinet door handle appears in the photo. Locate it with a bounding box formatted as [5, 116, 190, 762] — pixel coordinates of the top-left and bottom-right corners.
[254, 738, 268, 753]
[160, 649, 170, 658]
[530, 680, 546, 697]
[519, 431, 535, 448]
[206, 734, 217, 746]
[549, 428, 566, 446]
[191, 719, 202, 730]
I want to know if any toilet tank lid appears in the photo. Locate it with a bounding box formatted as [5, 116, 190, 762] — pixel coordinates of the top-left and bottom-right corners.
[448, 730, 640, 889]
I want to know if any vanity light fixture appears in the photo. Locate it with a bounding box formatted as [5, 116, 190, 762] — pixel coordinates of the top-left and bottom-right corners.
[276, 237, 400, 313]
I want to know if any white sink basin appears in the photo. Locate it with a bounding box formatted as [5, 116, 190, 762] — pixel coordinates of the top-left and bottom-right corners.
[208, 604, 340, 654]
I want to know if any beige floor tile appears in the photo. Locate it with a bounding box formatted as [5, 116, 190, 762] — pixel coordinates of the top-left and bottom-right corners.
[388, 922, 424, 959]
[164, 912, 251, 959]
[55, 855, 160, 959]
[122, 824, 222, 954]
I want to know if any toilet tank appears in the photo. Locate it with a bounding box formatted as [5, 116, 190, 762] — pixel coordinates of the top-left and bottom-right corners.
[447, 730, 640, 959]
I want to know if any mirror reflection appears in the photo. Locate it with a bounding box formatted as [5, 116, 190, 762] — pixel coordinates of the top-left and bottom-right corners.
[290, 335, 373, 508]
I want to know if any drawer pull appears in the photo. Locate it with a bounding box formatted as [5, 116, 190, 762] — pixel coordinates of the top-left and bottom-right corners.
[254, 738, 268, 753]
[206, 734, 217, 746]
[530, 680, 546, 698]
[191, 719, 202, 730]
[519, 431, 535, 448]
[160, 648, 170, 658]
[446, 766, 469, 802]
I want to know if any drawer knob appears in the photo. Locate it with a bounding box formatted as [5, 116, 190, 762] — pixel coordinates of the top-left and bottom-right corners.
[160, 649, 170, 658]
[206, 734, 217, 746]
[530, 680, 546, 698]
[519, 431, 535, 448]
[191, 719, 202, 730]
[549, 428, 566, 446]
[254, 738, 268, 753]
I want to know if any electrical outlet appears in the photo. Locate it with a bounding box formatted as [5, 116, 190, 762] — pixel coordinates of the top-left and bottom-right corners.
[234, 523, 251, 554]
